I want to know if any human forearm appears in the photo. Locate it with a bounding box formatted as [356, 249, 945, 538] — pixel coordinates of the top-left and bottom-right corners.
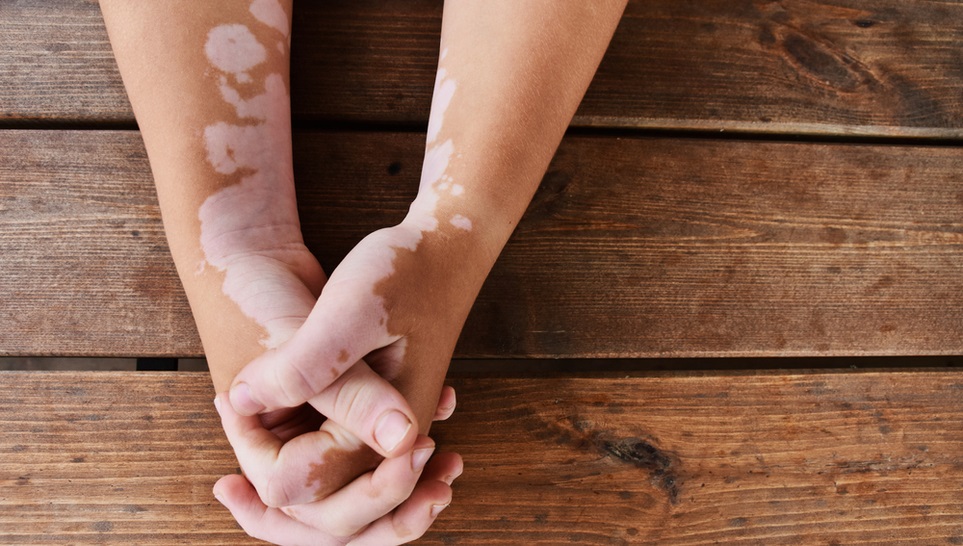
[101, 3, 461, 541]
[208, 1, 626, 535]
[100, 0, 318, 392]
[270, 1, 629, 428]
[405, 0, 628, 265]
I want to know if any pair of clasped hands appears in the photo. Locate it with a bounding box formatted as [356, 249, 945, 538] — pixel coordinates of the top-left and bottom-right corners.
[210, 222, 469, 546]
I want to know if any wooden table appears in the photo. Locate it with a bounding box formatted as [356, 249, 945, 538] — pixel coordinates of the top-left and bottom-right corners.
[2, 1, 962, 543]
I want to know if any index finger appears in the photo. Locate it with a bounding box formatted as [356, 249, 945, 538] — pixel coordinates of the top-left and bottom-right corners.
[215, 391, 379, 507]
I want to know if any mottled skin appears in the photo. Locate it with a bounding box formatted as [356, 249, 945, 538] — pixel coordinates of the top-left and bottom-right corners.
[100, 0, 626, 544]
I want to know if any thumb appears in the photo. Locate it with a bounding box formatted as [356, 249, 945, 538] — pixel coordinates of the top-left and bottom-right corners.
[228, 293, 390, 415]
[226, 292, 421, 457]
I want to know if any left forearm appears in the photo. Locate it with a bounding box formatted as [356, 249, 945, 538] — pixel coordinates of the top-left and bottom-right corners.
[404, 0, 627, 265]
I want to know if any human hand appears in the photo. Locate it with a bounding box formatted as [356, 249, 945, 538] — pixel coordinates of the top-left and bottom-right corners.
[226, 212, 494, 507]
[213, 386, 461, 546]
[198, 246, 463, 544]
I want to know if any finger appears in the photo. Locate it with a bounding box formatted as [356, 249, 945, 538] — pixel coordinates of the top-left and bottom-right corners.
[259, 404, 325, 443]
[432, 386, 456, 422]
[420, 451, 464, 486]
[213, 474, 337, 546]
[307, 360, 419, 457]
[217, 391, 376, 508]
[281, 436, 435, 537]
[346, 479, 454, 546]
[214, 393, 283, 491]
[228, 292, 393, 415]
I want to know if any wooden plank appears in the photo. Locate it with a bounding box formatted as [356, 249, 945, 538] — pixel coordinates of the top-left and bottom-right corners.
[1, 369, 962, 544]
[2, 1, 962, 136]
[0, 0, 131, 125]
[0, 130, 196, 357]
[2, 129, 962, 358]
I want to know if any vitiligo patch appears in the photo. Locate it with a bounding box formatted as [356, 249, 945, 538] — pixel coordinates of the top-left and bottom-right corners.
[204, 24, 266, 78]
[197, 1, 306, 349]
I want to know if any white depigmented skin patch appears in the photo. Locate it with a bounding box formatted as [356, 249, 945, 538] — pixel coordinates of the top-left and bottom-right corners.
[426, 68, 456, 146]
[204, 24, 266, 77]
[203, 122, 265, 174]
[449, 214, 472, 231]
[198, 10, 311, 349]
[217, 73, 287, 120]
[325, 40, 478, 350]
[249, 0, 290, 38]
[407, 139, 454, 227]
[405, 43, 473, 234]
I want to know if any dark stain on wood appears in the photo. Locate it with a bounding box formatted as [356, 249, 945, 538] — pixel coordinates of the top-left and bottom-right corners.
[781, 33, 865, 91]
[884, 73, 952, 127]
[526, 166, 573, 219]
[821, 226, 847, 246]
[596, 435, 680, 504]
[835, 456, 927, 474]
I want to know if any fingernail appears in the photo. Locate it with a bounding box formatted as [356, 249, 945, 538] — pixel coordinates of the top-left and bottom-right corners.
[229, 383, 264, 415]
[411, 446, 434, 473]
[213, 488, 225, 505]
[430, 503, 449, 518]
[213, 396, 221, 412]
[374, 410, 412, 454]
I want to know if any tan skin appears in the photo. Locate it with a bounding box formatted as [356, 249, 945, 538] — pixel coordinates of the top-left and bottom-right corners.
[100, 1, 626, 544]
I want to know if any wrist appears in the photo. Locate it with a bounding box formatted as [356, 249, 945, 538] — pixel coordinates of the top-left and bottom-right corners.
[398, 203, 503, 273]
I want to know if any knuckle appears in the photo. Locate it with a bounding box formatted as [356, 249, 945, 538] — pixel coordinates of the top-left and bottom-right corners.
[324, 519, 357, 539]
[276, 355, 321, 406]
[379, 485, 409, 510]
[373, 473, 415, 508]
[332, 378, 368, 426]
[391, 514, 422, 543]
[260, 472, 293, 508]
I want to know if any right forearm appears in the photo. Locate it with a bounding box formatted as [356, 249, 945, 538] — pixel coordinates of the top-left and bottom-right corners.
[101, 0, 312, 391]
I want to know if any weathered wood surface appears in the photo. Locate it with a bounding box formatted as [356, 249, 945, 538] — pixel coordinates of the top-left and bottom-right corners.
[2, 370, 962, 544]
[2, 0, 962, 136]
[3, 130, 962, 358]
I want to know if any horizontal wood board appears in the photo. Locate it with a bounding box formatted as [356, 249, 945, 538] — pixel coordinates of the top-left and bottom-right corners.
[1, 370, 962, 544]
[1, 1, 962, 136]
[2, 130, 962, 358]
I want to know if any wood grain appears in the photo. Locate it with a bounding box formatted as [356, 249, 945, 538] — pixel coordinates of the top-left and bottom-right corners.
[2, 0, 962, 136]
[2, 130, 962, 358]
[0, 130, 195, 357]
[1, 370, 962, 544]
